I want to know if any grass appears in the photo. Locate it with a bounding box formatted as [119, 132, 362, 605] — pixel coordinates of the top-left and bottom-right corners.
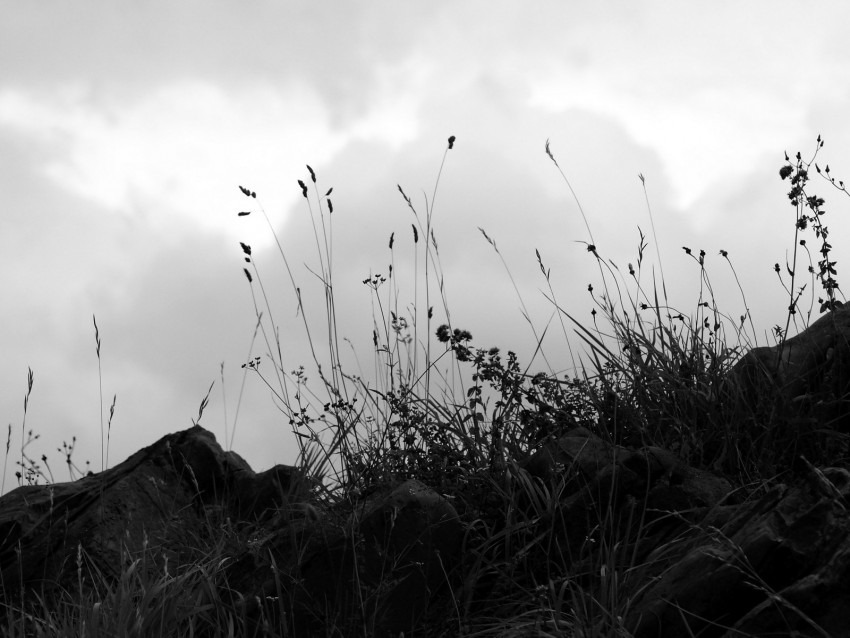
[3, 135, 849, 636]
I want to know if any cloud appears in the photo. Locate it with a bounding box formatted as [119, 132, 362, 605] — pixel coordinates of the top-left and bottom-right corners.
[522, 2, 850, 213]
[0, 57, 438, 243]
[0, 82, 347, 237]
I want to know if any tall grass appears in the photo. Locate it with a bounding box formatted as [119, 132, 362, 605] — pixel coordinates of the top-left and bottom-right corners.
[231, 134, 847, 634]
[4, 135, 848, 635]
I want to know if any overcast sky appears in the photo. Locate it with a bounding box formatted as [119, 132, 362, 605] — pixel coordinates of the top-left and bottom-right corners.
[3, 2, 850, 489]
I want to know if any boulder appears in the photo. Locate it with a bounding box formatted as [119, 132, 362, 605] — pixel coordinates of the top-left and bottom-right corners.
[730, 301, 850, 425]
[293, 478, 463, 638]
[0, 425, 311, 607]
[0, 425, 463, 637]
[522, 426, 629, 482]
[522, 428, 733, 544]
[358, 479, 462, 634]
[626, 459, 850, 637]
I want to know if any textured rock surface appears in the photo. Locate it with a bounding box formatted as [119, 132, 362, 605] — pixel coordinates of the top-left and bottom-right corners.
[523, 427, 734, 540]
[291, 479, 463, 637]
[626, 461, 850, 637]
[0, 426, 462, 637]
[521, 424, 850, 637]
[359, 479, 462, 633]
[730, 301, 850, 425]
[0, 425, 310, 602]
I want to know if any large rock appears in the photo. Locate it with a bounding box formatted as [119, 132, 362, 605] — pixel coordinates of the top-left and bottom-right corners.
[0, 425, 311, 606]
[358, 479, 462, 634]
[626, 461, 850, 637]
[730, 301, 850, 424]
[522, 427, 733, 547]
[0, 425, 463, 636]
[293, 478, 463, 637]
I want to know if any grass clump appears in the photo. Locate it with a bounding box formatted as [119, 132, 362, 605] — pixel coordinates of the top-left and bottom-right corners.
[4, 134, 849, 636]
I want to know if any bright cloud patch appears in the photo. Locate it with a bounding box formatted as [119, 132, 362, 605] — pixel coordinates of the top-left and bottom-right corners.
[0, 83, 358, 239]
[537, 82, 806, 214]
[0, 77, 428, 240]
[527, 72, 810, 215]
[519, 2, 850, 215]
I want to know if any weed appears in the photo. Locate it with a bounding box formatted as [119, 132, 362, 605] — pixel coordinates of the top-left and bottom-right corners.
[6, 135, 849, 636]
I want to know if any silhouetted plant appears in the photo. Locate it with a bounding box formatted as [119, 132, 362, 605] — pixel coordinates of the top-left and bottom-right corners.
[8, 134, 850, 636]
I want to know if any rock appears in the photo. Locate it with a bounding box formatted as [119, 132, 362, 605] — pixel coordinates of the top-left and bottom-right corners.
[294, 478, 463, 638]
[522, 429, 733, 541]
[0, 425, 464, 636]
[730, 301, 850, 425]
[486, 427, 737, 615]
[2, 344, 848, 638]
[0, 425, 311, 608]
[523, 426, 630, 483]
[626, 461, 850, 637]
[358, 479, 462, 634]
[635, 445, 736, 520]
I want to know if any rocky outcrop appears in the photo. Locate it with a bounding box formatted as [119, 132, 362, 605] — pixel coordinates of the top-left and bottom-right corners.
[626, 460, 850, 637]
[0, 420, 848, 637]
[513, 425, 850, 637]
[730, 301, 850, 427]
[3, 302, 850, 636]
[289, 479, 462, 637]
[0, 426, 311, 601]
[521, 426, 735, 549]
[0, 426, 462, 637]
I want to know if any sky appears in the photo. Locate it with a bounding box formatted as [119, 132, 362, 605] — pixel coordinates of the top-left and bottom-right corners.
[3, 1, 850, 490]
